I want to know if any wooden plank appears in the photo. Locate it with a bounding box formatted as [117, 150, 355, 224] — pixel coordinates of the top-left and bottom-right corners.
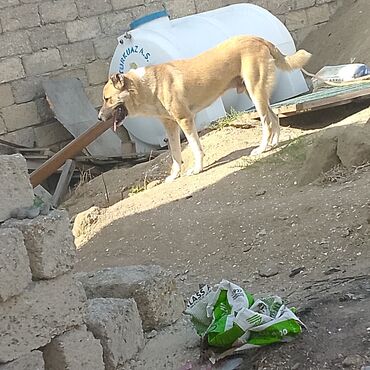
[51, 159, 76, 207]
[30, 118, 114, 188]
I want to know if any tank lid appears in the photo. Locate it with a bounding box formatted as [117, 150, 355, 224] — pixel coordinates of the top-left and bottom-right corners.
[130, 10, 169, 30]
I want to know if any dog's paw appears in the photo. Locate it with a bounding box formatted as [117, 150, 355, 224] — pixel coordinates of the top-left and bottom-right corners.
[164, 174, 177, 183]
[184, 167, 202, 176]
[250, 147, 264, 156]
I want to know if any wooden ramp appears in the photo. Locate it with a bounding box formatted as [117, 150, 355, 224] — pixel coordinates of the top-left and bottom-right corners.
[245, 83, 370, 119]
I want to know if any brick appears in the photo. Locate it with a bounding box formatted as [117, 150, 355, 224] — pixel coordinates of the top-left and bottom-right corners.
[0, 4, 40, 32]
[51, 67, 89, 87]
[85, 84, 104, 108]
[0, 116, 5, 135]
[0, 351, 44, 370]
[77, 265, 184, 330]
[285, 8, 308, 31]
[0, 83, 14, 108]
[23, 48, 62, 76]
[11, 77, 44, 104]
[0, 274, 86, 363]
[66, 17, 101, 43]
[0, 57, 25, 83]
[34, 120, 73, 147]
[94, 36, 118, 60]
[28, 24, 68, 51]
[130, 3, 163, 18]
[86, 60, 110, 85]
[306, 4, 330, 25]
[85, 298, 144, 369]
[43, 326, 104, 370]
[0, 127, 35, 147]
[165, 0, 195, 18]
[195, 0, 228, 12]
[111, 0, 144, 10]
[0, 0, 19, 9]
[2, 210, 76, 280]
[39, 0, 78, 24]
[0, 31, 32, 58]
[0, 154, 34, 222]
[292, 0, 315, 10]
[0, 228, 32, 302]
[99, 11, 131, 36]
[2, 101, 40, 131]
[76, 0, 112, 17]
[59, 40, 96, 67]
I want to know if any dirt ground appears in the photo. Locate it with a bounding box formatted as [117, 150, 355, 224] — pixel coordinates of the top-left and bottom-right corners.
[65, 104, 370, 369]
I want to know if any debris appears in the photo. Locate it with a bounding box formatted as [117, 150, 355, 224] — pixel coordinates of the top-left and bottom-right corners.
[255, 190, 266, 196]
[185, 280, 304, 363]
[289, 267, 306, 278]
[342, 354, 364, 368]
[258, 266, 279, 278]
[256, 228, 267, 237]
[324, 267, 342, 275]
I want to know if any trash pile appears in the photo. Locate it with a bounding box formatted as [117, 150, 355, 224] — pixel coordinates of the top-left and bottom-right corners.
[185, 280, 305, 364]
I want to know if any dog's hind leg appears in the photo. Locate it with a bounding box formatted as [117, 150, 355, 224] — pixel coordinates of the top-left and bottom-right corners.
[162, 118, 182, 183]
[268, 106, 280, 148]
[241, 54, 277, 156]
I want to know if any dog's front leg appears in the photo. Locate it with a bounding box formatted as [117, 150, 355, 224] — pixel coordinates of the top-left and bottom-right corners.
[177, 117, 204, 176]
[163, 119, 182, 183]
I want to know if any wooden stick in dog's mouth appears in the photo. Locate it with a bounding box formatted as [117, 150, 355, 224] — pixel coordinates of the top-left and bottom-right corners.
[113, 104, 128, 131]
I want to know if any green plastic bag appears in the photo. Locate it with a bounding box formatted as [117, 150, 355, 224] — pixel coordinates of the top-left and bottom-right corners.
[185, 280, 304, 350]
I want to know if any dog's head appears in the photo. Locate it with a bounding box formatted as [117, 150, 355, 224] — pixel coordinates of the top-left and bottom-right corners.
[98, 73, 130, 125]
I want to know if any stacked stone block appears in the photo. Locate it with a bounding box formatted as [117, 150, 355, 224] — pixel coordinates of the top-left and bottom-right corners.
[0, 0, 343, 150]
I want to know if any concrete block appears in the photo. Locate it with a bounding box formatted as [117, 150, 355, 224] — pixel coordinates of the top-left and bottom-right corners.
[130, 3, 163, 19]
[285, 8, 308, 31]
[0, 0, 18, 9]
[39, 0, 78, 24]
[85, 84, 103, 108]
[306, 4, 330, 25]
[293, 0, 316, 10]
[28, 24, 68, 51]
[0, 84, 14, 108]
[66, 17, 101, 43]
[35, 98, 54, 123]
[43, 326, 104, 370]
[165, 0, 196, 18]
[0, 4, 40, 31]
[2, 210, 76, 280]
[99, 11, 132, 36]
[0, 31, 32, 58]
[34, 120, 73, 147]
[59, 40, 95, 67]
[0, 154, 33, 222]
[0, 228, 32, 302]
[0, 116, 5, 135]
[51, 67, 89, 87]
[86, 60, 110, 85]
[0, 57, 25, 83]
[75, 0, 112, 17]
[2, 101, 40, 132]
[0, 273, 86, 363]
[11, 77, 45, 104]
[0, 351, 44, 370]
[111, 0, 144, 10]
[77, 265, 184, 330]
[0, 127, 35, 148]
[94, 36, 118, 60]
[85, 298, 144, 369]
[23, 49, 63, 76]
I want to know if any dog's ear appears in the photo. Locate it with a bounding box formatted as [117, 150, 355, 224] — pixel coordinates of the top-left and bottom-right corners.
[110, 73, 125, 89]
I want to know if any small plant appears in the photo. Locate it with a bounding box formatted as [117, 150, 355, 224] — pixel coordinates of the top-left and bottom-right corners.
[211, 108, 243, 130]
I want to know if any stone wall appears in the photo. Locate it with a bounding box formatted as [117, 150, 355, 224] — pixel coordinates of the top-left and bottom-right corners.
[0, 0, 344, 150]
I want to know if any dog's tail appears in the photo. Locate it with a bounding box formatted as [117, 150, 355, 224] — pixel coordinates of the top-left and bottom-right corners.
[265, 41, 312, 71]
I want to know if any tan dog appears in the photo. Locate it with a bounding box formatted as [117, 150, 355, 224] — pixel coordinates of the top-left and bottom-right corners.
[98, 35, 311, 182]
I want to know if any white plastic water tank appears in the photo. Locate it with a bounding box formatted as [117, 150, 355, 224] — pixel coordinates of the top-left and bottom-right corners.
[109, 4, 309, 152]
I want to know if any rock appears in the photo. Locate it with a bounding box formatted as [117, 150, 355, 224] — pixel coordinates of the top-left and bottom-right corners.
[43, 325, 105, 370]
[258, 266, 279, 278]
[342, 354, 364, 368]
[85, 298, 144, 370]
[72, 206, 101, 238]
[77, 265, 184, 330]
[2, 210, 76, 280]
[0, 154, 34, 222]
[289, 266, 305, 278]
[0, 351, 44, 370]
[0, 274, 86, 363]
[0, 228, 32, 302]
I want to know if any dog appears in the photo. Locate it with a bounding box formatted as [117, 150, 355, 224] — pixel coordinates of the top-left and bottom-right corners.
[98, 35, 311, 182]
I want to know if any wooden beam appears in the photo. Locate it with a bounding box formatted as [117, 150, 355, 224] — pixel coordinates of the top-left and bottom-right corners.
[30, 119, 113, 188]
[51, 159, 76, 207]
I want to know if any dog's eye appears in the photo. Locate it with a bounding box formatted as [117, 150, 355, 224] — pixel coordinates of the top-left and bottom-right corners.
[104, 97, 108, 102]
